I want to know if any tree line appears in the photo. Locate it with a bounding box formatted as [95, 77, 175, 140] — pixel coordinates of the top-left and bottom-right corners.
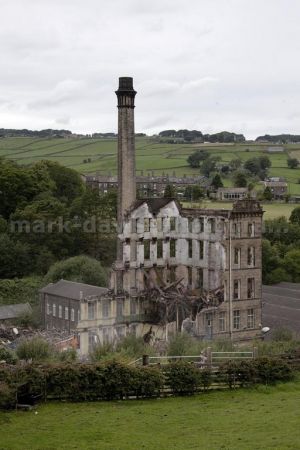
[0, 158, 117, 280]
[159, 129, 245, 143]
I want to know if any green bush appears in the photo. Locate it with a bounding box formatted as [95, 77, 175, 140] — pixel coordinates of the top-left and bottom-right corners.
[89, 343, 115, 362]
[219, 360, 257, 389]
[166, 361, 200, 395]
[16, 365, 46, 404]
[16, 337, 54, 362]
[199, 368, 212, 391]
[272, 327, 295, 342]
[0, 346, 17, 364]
[254, 357, 293, 385]
[134, 367, 164, 398]
[116, 334, 155, 358]
[220, 357, 294, 388]
[167, 333, 204, 356]
[0, 382, 15, 410]
[44, 255, 107, 287]
[0, 276, 42, 307]
[57, 348, 77, 363]
[43, 362, 163, 402]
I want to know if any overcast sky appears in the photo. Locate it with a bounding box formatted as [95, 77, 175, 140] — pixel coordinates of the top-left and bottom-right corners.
[1, 0, 300, 138]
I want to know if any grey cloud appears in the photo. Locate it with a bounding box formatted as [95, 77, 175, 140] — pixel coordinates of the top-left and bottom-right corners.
[0, 0, 299, 138]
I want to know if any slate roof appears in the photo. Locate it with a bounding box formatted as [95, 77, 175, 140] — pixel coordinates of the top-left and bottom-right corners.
[0, 303, 32, 320]
[40, 280, 108, 301]
[130, 198, 181, 215]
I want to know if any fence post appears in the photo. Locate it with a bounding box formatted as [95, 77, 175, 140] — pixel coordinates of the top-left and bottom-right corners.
[142, 354, 149, 366]
[253, 347, 258, 359]
[206, 347, 212, 367]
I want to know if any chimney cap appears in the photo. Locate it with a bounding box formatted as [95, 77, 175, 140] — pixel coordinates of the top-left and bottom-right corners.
[117, 77, 136, 92]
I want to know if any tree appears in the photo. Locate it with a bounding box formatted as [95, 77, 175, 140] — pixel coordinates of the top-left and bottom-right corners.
[0, 160, 43, 219]
[229, 158, 242, 171]
[187, 150, 208, 168]
[11, 196, 73, 264]
[184, 186, 205, 201]
[164, 184, 177, 197]
[290, 207, 300, 225]
[258, 156, 271, 171]
[233, 172, 248, 187]
[211, 174, 223, 190]
[287, 158, 299, 169]
[200, 156, 221, 177]
[44, 255, 107, 287]
[0, 234, 32, 278]
[263, 187, 273, 201]
[262, 240, 281, 284]
[69, 189, 117, 265]
[244, 156, 271, 180]
[35, 161, 84, 203]
[283, 249, 300, 282]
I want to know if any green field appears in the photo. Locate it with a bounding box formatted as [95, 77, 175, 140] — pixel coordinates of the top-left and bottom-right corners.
[1, 380, 300, 449]
[1, 137, 300, 194]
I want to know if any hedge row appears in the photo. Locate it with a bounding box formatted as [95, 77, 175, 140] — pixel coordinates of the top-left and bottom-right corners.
[218, 357, 294, 388]
[0, 357, 295, 410]
[0, 362, 163, 409]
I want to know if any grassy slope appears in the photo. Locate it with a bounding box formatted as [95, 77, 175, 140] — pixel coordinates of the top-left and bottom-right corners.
[1, 381, 300, 449]
[1, 137, 300, 194]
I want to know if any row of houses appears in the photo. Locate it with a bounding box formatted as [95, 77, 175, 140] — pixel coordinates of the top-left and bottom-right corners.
[84, 172, 209, 198]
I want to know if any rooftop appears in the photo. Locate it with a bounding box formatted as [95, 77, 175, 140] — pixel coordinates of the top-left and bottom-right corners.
[40, 280, 108, 301]
[0, 303, 32, 321]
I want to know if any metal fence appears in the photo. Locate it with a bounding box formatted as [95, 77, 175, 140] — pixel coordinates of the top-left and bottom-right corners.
[130, 349, 256, 368]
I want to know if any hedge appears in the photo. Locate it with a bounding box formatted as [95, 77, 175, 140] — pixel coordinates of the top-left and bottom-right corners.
[0, 357, 295, 410]
[219, 357, 294, 388]
[0, 361, 164, 408]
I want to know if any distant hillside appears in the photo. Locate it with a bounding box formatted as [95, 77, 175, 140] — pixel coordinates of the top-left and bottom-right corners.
[256, 134, 300, 144]
[158, 129, 245, 143]
[0, 128, 73, 138]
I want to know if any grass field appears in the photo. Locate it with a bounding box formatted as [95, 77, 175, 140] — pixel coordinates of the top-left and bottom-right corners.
[1, 136, 300, 195]
[1, 380, 300, 449]
[184, 200, 296, 219]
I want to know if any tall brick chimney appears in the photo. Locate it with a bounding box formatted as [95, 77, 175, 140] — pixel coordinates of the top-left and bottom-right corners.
[115, 77, 137, 236]
[114, 77, 136, 292]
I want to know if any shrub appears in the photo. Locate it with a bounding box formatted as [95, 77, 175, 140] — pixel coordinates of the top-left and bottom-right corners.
[116, 334, 155, 358]
[134, 367, 164, 398]
[167, 333, 204, 356]
[0, 382, 15, 409]
[102, 361, 137, 400]
[44, 255, 107, 287]
[254, 357, 294, 385]
[0, 346, 17, 364]
[166, 361, 200, 395]
[199, 368, 212, 391]
[16, 337, 54, 362]
[272, 327, 295, 342]
[89, 343, 115, 362]
[57, 348, 77, 363]
[219, 360, 243, 389]
[16, 365, 46, 404]
[220, 357, 294, 388]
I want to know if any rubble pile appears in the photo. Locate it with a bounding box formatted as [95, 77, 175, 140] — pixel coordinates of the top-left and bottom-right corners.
[0, 324, 75, 350]
[140, 271, 224, 328]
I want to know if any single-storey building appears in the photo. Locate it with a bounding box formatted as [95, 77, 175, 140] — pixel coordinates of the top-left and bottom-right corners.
[0, 303, 32, 323]
[216, 187, 253, 201]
